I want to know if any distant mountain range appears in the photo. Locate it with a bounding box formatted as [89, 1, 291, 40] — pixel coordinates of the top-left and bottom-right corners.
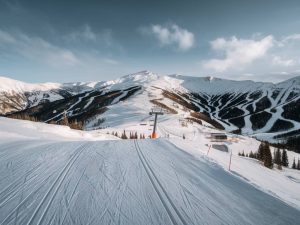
[1, 71, 300, 150]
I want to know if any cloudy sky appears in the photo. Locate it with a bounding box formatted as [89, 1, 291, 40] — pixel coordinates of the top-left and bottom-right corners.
[1, 0, 300, 83]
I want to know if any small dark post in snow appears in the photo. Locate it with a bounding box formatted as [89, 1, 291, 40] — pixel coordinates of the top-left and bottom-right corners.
[229, 149, 233, 171]
[207, 144, 212, 155]
[149, 108, 164, 138]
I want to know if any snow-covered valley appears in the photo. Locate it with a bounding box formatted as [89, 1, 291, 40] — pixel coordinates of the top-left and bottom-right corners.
[0, 118, 300, 225]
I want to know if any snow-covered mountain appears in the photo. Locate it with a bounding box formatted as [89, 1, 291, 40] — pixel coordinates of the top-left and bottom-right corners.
[1, 71, 300, 148]
[1, 72, 300, 222]
[0, 76, 99, 114]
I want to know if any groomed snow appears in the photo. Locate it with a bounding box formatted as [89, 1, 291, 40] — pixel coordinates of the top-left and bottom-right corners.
[1, 117, 300, 224]
[0, 117, 117, 141]
[0, 131, 300, 224]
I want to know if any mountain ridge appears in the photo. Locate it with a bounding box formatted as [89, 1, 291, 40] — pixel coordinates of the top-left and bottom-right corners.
[2, 70, 300, 89]
[1, 71, 300, 151]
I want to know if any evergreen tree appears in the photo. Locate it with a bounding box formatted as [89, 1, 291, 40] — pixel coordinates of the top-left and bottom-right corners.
[241, 150, 245, 157]
[273, 148, 283, 170]
[297, 159, 300, 170]
[121, 130, 128, 139]
[238, 152, 241, 156]
[277, 150, 282, 170]
[292, 158, 296, 169]
[278, 150, 282, 165]
[274, 149, 282, 165]
[263, 143, 273, 169]
[246, 153, 249, 157]
[257, 142, 265, 161]
[249, 151, 254, 158]
[281, 149, 289, 167]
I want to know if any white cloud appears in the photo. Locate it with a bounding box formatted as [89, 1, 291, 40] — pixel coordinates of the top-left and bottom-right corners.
[0, 29, 80, 67]
[0, 30, 16, 43]
[275, 34, 300, 47]
[281, 34, 300, 43]
[65, 24, 97, 42]
[272, 56, 296, 67]
[103, 58, 119, 65]
[64, 25, 117, 49]
[203, 35, 274, 72]
[147, 24, 194, 51]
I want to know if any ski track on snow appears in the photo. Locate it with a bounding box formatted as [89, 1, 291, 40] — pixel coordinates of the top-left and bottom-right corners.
[0, 139, 300, 225]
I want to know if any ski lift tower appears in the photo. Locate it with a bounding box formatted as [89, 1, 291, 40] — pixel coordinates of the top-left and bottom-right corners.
[149, 107, 164, 138]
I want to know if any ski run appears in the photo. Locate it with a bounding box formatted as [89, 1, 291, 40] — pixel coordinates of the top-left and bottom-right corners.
[0, 117, 300, 224]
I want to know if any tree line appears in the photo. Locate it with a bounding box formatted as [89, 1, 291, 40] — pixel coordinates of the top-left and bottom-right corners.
[292, 158, 300, 170]
[238, 142, 300, 170]
[8, 110, 84, 130]
[110, 130, 146, 139]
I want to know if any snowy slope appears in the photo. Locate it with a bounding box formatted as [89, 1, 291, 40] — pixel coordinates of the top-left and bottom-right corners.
[0, 118, 300, 224]
[0, 117, 117, 141]
[0, 76, 61, 93]
[0, 76, 95, 114]
[90, 71, 300, 145]
[0, 77, 63, 114]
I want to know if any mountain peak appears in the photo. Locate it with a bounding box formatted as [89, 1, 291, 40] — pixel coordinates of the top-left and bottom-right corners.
[0, 76, 60, 93]
[116, 70, 159, 83]
[128, 70, 155, 76]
